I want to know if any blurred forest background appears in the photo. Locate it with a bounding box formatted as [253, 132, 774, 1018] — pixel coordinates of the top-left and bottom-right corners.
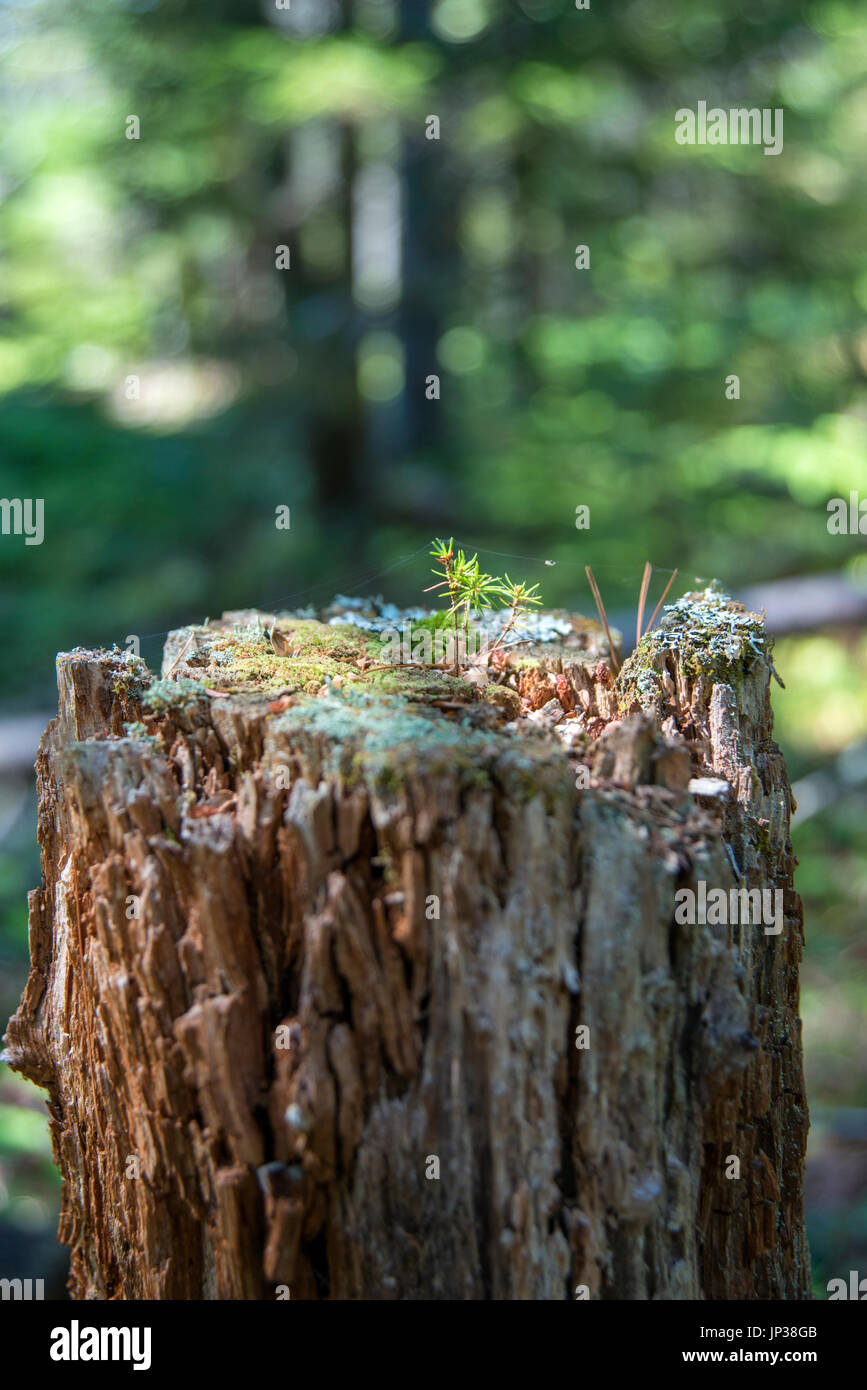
[1, 0, 866, 1297]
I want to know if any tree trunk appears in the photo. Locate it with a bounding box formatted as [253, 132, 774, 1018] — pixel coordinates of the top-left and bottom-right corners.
[4, 589, 810, 1299]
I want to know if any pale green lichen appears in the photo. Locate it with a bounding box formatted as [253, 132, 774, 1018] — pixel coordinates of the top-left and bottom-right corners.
[618, 583, 767, 714]
[271, 686, 572, 805]
[121, 720, 160, 746]
[274, 688, 499, 787]
[143, 676, 212, 711]
[107, 649, 150, 697]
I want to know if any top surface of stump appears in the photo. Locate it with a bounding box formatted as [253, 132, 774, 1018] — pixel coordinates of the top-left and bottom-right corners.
[55, 587, 771, 793]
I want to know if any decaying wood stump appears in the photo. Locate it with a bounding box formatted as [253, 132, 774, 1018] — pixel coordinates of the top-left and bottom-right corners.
[4, 588, 810, 1299]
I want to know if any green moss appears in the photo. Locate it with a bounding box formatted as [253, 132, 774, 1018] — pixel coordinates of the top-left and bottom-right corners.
[182, 619, 478, 700]
[366, 610, 452, 649]
[368, 665, 472, 700]
[164, 614, 506, 714]
[370, 844, 401, 883]
[369, 762, 404, 796]
[229, 651, 360, 690]
[484, 684, 522, 719]
[755, 823, 772, 855]
[224, 653, 294, 687]
[266, 620, 368, 662]
[493, 741, 574, 810]
[404, 610, 454, 634]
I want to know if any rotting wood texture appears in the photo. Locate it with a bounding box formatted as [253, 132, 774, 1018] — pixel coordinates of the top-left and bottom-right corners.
[4, 588, 810, 1299]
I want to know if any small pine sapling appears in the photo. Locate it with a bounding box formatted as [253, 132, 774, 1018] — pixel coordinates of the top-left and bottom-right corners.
[483, 575, 543, 663]
[426, 539, 542, 674]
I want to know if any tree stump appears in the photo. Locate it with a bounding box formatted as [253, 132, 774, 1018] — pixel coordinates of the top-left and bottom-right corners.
[4, 588, 810, 1299]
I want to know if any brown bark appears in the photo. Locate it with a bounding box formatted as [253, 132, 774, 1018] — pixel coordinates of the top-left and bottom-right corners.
[4, 590, 810, 1299]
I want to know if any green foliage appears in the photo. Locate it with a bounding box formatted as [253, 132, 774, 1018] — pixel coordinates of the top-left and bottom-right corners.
[430, 537, 501, 616]
[429, 536, 540, 618]
[3, 0, 867, 698]
[428, 537, 542, 668]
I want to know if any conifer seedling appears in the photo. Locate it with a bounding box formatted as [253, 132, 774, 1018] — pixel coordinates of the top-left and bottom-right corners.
[426, 538, 541, 674]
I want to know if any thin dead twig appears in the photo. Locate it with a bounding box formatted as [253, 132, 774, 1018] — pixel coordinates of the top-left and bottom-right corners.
[164, 630, 198, 680]
[644, 569, 679, 636]
[636, 562, 652, 650]
[585, 566, 621, 674]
